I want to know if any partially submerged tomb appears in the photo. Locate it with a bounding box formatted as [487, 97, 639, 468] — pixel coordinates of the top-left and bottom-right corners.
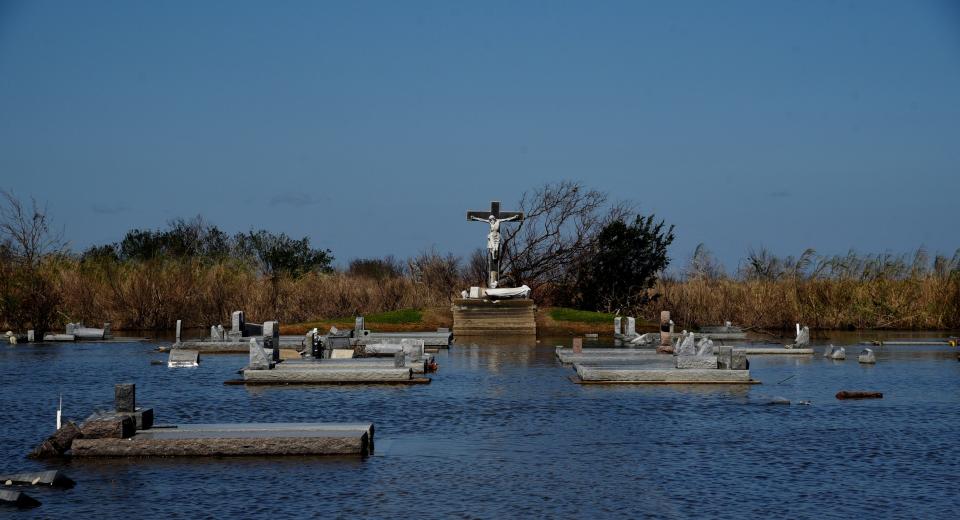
[172, 312, 452, 353]
[30, 384, 373, 458]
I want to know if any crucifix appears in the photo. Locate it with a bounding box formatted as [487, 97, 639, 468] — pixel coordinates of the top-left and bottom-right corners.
[466, 200, 524, 288]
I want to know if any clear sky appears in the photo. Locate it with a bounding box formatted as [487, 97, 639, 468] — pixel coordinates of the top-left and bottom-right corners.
[1, 0, 958, 270]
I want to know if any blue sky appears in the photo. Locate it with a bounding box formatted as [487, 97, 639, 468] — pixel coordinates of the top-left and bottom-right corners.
[1, 0, 958, 271]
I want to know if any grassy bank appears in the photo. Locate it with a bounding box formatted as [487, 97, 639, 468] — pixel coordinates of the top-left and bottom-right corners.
[283, 308, 453, 334]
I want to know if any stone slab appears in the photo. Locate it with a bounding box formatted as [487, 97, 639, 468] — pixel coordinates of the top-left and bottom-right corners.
[716, 346, 733, 370]
[115, 383, 135, 412]
[0, 470, 74, 488]
[28, 422, 81, 459]
[575, 365, 755, 383]
[118, 407, 154, 430]
[731, 349, 749, 370]
[80, 414, 135, 439]
[676, 355, 718, 369]
[331, 349, 354, 359]
[278, 358, 403, 369]
[145, 422, 375, 442]
[559, 355, 671, 366]
[71, 428, 369, 457]
[249, 338, 274, 370]
[355, 331, 453, 347]
[712, 347, 814, 355]
[43, 334, 75, 341]
[0, 489, 41, 508]
[363, 339, 425, 360]
[555, 348, 660, 364]
[243, 367, 413, 383]
[168, 349, 199, 367]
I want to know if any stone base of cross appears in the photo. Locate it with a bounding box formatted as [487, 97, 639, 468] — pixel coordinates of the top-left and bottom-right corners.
[466, 200, 524, 288]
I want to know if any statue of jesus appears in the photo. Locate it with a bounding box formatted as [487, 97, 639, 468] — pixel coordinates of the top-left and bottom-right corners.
[469, 214, 519, 260]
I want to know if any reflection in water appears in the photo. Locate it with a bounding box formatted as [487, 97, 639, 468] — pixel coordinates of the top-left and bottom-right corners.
[1, 332, 959, 518]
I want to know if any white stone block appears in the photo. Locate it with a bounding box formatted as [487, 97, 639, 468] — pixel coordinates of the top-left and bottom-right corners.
[675, 355, 718, 369]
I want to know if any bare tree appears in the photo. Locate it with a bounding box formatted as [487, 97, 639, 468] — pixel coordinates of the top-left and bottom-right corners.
[499, 181, 629, 290]
[0, 189, 66, 333]
[686, 243, 725, 280]
[461, 248, 489, 288]
[0, 189, 66, 266]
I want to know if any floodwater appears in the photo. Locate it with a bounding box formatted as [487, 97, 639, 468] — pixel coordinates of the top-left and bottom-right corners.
[1, 331, 959, 518]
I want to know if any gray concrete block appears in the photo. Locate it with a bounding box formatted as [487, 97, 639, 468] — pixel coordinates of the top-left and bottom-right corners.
[231, 311, 244, 334]
[731, 349, 749, 370]
[168, 349, 199, 367]
[716, 346, 733, 370]
[248, 338, 274, 370]
[675, 355, 718, 369]
[81, 414, 135, 439]
[114, 383, 135, 412]
[0, 489, 41, 508]
[118, 408, 154, 430]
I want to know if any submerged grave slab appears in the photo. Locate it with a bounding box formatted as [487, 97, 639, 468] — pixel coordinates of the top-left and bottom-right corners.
[574, 365, 757, 384]
[71, 424, 371, 457]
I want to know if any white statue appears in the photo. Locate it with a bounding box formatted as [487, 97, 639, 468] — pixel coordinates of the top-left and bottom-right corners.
[469, 214, 520, 260]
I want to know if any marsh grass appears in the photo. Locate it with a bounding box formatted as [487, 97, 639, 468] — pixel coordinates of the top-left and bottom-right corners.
[642, 248, 960, 330]
[2, 247, 957, 333]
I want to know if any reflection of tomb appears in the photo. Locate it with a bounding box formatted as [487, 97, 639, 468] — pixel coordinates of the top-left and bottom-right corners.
[452, 298, 537, 337]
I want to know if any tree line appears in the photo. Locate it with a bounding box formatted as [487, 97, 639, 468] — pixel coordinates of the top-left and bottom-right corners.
[0, 183, 675, 332]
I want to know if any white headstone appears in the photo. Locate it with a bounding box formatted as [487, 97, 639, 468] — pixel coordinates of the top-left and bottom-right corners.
[168, 349, 199, 367]
[27, 330, 35, 342]
[231, 311, 244, 334]
[263, 320, 280, 361]
[469, 286, 481, 299]
[829, 346, 846, 360]
[248, 339, 272, 370]
[354, 317, 365, 336]
[626, 317, 636, 336]
[676, 332, 697, 356]
[614, 317, 622, 336]
[400, 338, 426, 360]
[175, 320, 182, 342]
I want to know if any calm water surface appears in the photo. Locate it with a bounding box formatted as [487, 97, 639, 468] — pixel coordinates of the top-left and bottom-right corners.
[1, 332, 958, 518]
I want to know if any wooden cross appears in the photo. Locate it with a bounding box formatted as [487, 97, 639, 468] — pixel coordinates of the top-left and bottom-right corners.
[465, 200, 524, 223]
[466, 201, 524, 288]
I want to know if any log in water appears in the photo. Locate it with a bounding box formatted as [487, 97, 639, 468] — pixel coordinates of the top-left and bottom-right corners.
[835, 391, 883, 400]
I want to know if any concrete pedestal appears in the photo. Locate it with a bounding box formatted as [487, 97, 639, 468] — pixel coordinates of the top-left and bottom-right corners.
[452, 298, 536, 336]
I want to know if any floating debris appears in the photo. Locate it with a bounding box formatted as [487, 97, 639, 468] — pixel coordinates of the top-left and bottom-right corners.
[836, 391, 883, 400]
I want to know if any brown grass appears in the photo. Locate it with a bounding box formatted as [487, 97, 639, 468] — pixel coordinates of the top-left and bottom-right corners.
[3, 251, 958, 334]
[640, 275, 960, 331]
[44, 258, 456, 331]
